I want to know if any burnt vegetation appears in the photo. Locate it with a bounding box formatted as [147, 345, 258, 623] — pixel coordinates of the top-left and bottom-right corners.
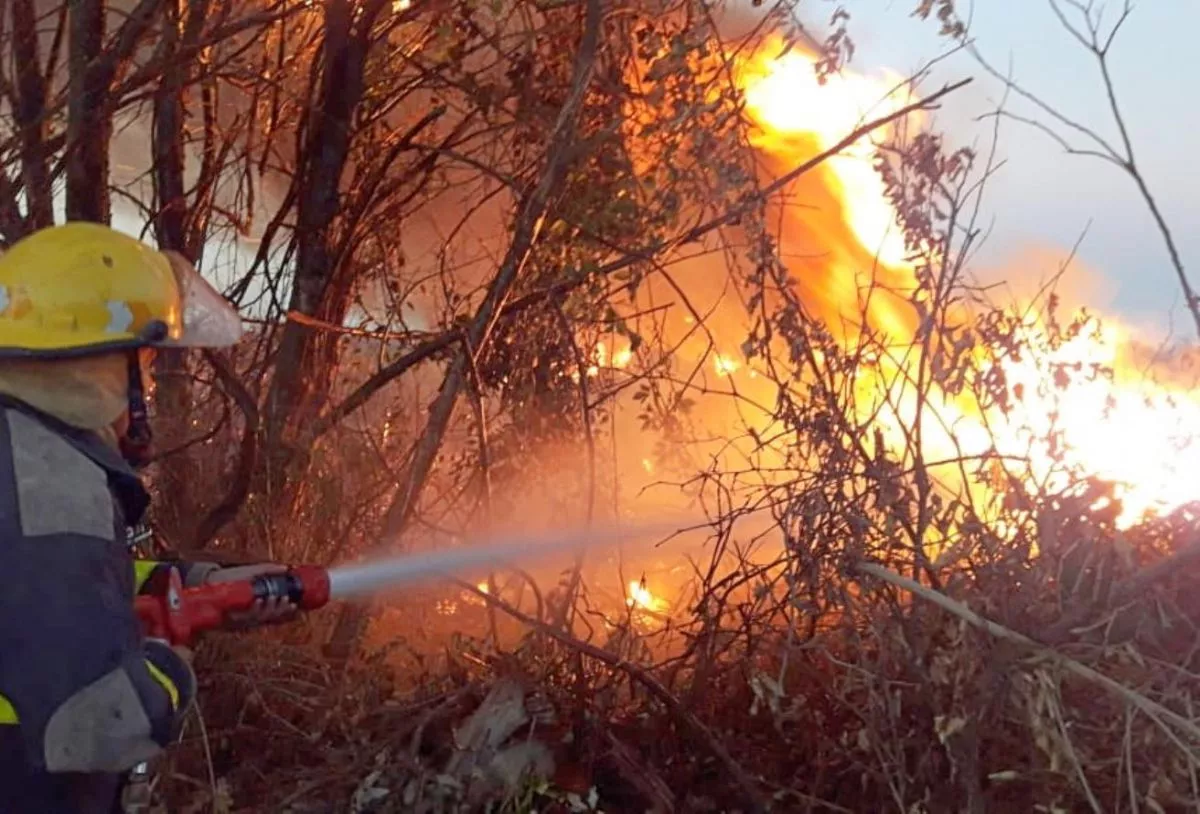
[1, 0, 1198, 811]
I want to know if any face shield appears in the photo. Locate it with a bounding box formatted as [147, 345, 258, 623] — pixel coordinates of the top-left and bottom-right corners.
[159, 251, 244, 348]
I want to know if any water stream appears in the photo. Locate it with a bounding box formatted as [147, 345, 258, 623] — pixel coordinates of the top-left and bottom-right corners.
[325, 518, 696, 601]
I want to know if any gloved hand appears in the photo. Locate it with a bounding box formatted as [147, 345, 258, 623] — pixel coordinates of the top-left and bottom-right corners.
[204, 564, 299, 629]
[143, 638, 198, 723]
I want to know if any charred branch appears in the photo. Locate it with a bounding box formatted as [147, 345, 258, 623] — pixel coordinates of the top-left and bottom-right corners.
[10, 0, 52, 229]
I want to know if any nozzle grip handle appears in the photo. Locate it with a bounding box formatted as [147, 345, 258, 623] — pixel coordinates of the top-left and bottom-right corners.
[249, 566, 330, 610]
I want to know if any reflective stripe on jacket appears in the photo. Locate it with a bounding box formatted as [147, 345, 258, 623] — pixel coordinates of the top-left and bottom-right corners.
[0, 397, 196, 778]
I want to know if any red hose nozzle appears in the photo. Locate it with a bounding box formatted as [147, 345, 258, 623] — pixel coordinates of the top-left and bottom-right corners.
[136, 564, 332, 646]
[279, 564, 331, 610]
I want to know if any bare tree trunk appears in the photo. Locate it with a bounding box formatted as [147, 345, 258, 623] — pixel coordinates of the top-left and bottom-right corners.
[150, 0, 196, 546]
[64, 0, 160, 223]
[11, 0, 53, 229]
[263, 0, 382, 458]
[66, 0, 110, 223]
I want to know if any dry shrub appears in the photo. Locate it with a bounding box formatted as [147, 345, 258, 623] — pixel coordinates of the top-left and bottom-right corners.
[158, 484, 1200, 812]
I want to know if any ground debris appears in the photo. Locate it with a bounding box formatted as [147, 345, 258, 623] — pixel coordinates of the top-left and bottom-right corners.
[439, 677, 556, 808]
[604, 731, 675, 813]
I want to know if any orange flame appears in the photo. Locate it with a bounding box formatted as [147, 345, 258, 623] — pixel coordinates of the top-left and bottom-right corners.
[729, 37, 1200, 529]
[740, 47, 915, 272]
[732, 42, 919, 341]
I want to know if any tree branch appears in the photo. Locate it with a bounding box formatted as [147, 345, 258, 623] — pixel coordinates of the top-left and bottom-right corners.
[312, 77, 972, 438]
[965, 2, 1200, 339]
[377, 0, 605, 539]
[322, 0, 605, 661]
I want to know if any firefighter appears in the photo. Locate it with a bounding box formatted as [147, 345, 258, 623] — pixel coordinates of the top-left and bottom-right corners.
[0, 222, 290, 812]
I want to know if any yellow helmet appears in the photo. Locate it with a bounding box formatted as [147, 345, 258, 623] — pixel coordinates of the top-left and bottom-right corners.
[0, 222, 243, 357]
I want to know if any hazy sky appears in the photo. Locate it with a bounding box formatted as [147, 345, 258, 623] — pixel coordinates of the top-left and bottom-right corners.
[831, 0, 1199, 340]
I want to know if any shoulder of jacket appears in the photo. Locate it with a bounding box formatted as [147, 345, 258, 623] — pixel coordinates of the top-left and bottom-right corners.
[1, 407, 117, 541]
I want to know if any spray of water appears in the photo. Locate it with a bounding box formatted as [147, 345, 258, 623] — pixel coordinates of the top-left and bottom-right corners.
[326, 518, 698, 601]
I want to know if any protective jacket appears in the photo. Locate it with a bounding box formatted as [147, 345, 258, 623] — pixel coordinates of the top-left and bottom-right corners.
[0, 395, 210, 813]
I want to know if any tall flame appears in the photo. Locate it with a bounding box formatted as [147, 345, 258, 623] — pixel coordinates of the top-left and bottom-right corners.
[730, 38, 1200, 529]
[740, 47, 914, 272]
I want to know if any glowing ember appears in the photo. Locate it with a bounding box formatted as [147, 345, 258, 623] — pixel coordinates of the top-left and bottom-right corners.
[627, 579, 668, 613]
[573, 341, 634, 381]
[714, 354, 740, 377]
[458, 581, 492, 608]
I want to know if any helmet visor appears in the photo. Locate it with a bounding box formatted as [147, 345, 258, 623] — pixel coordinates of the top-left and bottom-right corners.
[159, 251, 244, 348]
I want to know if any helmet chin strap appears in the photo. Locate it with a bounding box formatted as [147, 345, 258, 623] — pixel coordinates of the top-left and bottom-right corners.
[120, 351, 153, 468]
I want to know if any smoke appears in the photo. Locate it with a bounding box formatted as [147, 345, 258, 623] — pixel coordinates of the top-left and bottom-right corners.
[968, 243, 1119, 315]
